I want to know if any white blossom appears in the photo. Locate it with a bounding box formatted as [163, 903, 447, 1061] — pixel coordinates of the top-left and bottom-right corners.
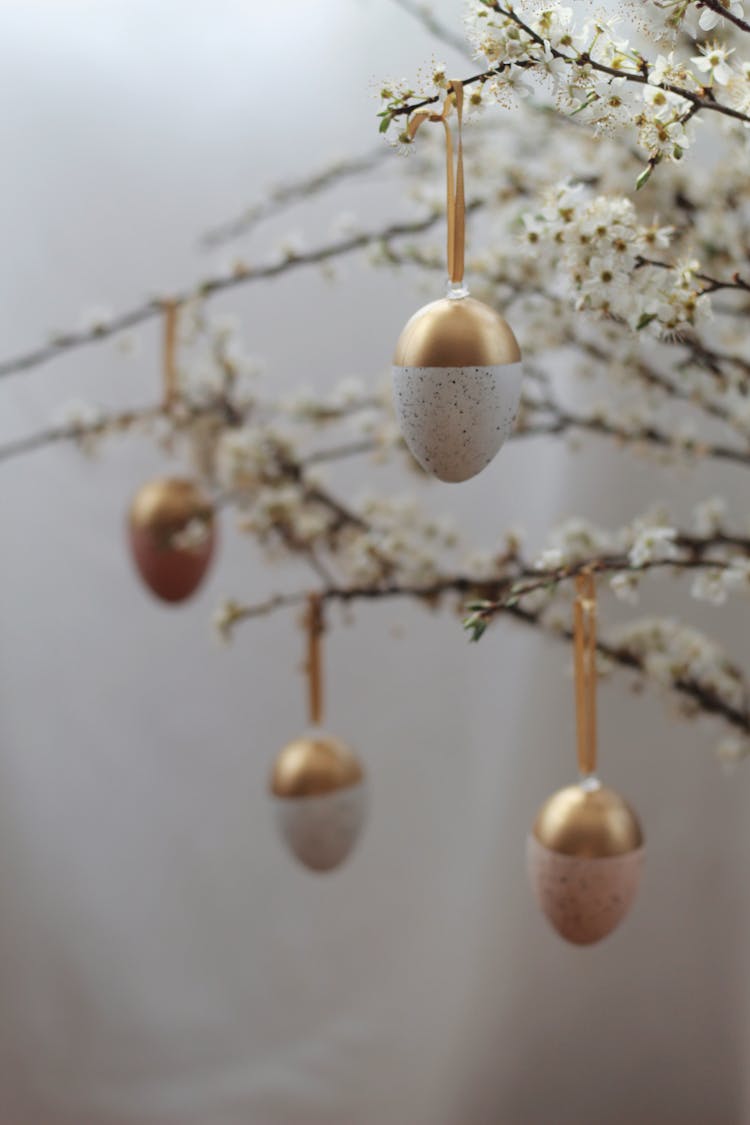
[699, 2, 744, 31]
[692, 42, 735, 84]
[629, 525, 679, 567]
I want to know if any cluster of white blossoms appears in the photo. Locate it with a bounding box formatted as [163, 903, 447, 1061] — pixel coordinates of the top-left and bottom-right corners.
[458, 1, 750, 159]
[520, 181, 709, 333]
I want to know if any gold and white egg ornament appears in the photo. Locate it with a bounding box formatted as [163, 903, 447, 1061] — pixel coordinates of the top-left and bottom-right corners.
[269, 731, 367, 872]
[128, 477, 217, 603]
[527, 776, 645, 945]
[393, 286, 522, 483]
[391, 81, 521, 482]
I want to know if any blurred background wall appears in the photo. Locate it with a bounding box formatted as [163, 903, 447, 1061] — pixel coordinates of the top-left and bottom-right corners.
[1, 2, 750, 1123]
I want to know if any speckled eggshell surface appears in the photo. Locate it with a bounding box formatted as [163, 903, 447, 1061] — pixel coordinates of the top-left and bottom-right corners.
[392, 363, 523, 482]
[527, 835, 645, 945]
[274, 783, 367, 872]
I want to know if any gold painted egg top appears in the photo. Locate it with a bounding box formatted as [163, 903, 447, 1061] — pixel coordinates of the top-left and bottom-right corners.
[532, 783, 643, 858]
[393, 296, 521, 368]
[270, 735, 364, 799]
[129, 478, 214, 536]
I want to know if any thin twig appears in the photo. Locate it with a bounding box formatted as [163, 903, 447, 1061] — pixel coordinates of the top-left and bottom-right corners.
[0, 209, 451, 383]
[200, 148, 386, 248]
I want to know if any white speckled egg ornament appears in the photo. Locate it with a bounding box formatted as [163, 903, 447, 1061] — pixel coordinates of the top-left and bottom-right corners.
[270, 732, 367, 872]
[393, 291, 522, 482]
[527, 574, 645, 945]
[269, 594, 367, 873]
[392, 81, 522, 483]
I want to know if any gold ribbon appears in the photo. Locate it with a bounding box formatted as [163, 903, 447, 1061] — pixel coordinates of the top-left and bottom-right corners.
[161, 300, 179, 410]
[408, 81, 465, 284]
[573, 573, 598, 778]
[305, 593, 325, 727]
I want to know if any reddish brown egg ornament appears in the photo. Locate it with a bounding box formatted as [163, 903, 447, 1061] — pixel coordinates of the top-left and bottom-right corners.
[128, 477, 216, 603]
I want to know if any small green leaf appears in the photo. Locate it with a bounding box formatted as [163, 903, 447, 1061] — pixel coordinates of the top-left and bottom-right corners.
[465, 618, 487, 642]
[379, 114, 392, 134]
[636, 312, 656, 330]
[635, 165, 652, 190]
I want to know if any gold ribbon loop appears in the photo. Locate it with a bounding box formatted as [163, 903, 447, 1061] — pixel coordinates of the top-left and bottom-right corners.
[450, 81, 465, 285]
[573, 573, 598, 778]
[161, 300, 179, 410]
[407, 80, 466, 285]
[305, 593, 325, 727]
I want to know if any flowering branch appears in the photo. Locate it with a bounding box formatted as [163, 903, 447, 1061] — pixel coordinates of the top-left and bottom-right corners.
[636, 255, 750, 294]
[0, 210, 448, 382]
[387, 3, 750, 129]
[215, 550, 750, 739]
[199, 148, 386, 248]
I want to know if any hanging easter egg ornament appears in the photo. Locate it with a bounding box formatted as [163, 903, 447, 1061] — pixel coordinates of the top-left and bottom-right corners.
[127, 301, 217, 603]
[270, 594, 367, 872]
[527, 574, 645, 945]
[128, 477, 216, 602]
[393, 82, 522, 483]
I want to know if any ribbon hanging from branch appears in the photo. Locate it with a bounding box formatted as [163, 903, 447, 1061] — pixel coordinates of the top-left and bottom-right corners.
[305, 593, 325, 727]
[408, 80, 465, 284]
[161, 300, 179, 410]
[573, 572, 598, 778]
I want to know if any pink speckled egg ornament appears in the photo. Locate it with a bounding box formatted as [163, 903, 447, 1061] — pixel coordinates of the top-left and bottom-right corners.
[528, 778, 645, 945]
[527, 574, 645, 945]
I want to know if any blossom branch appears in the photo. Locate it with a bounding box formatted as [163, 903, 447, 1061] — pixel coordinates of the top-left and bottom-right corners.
[508, 603, 750, 735]
[216, 550, 750, 736]
[517, 406, 750, 467]
[388, 3, 750, 128]
[199, 148, 386, 248]
[0, 210, 450, 382]
[492, 2, 750, 125]
[389, 0, 470, 56]
[636, 254, 750, 294]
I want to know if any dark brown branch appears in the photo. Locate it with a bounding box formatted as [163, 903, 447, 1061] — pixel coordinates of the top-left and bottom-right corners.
[518, 399, 750, 467]
[0, 210, 448, 383]
[389, 59, 536, 119]
[224, 550, 750, 734]
[391, 3, 750, 128]
[636, 254, 750, 294]
[507, 604, 750, 734]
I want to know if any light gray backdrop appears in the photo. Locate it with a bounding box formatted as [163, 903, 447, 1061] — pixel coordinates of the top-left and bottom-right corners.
[1, 2, 749, 1123]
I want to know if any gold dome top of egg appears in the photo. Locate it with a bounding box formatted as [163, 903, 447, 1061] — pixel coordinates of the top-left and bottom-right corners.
[270, 735, 364, 799]
[129, 477, 214, 537]
[393, 296, 521, 368]
[532, 782, 643, 858]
